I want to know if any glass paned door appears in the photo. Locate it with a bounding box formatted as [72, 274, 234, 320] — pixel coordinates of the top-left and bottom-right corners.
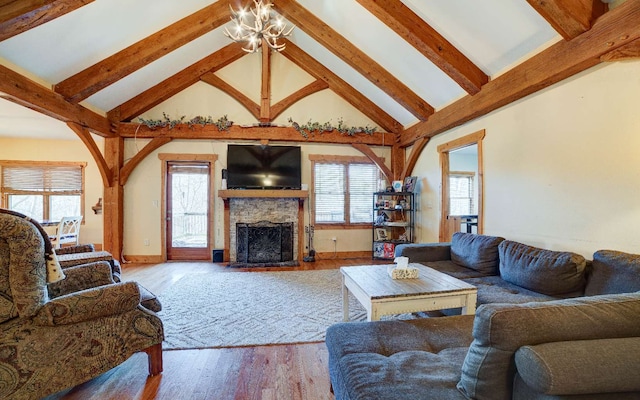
[166, 162, 210, 260]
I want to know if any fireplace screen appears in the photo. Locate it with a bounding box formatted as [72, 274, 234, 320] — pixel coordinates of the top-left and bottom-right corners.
[236, 221, 294, 264]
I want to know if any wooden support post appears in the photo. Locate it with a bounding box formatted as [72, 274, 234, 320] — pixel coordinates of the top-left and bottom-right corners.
[260, 41, 271, 123]
[298, 198, 305, 262]
[103, 137, 124, 261]
[391, 144, 405, 181]
[223, 198, 230, 262]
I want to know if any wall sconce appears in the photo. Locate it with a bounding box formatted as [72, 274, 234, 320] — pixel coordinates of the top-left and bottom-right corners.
[92, 198, 102, 214]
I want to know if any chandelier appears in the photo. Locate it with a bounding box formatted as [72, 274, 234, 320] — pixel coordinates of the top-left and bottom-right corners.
[224, 0, 294, 53]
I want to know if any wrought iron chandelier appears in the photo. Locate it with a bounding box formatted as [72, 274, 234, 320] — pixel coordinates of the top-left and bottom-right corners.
[224, 0, 294, 53]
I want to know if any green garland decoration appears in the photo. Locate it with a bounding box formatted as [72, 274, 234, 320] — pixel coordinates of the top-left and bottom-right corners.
[288, 117, 376, 138]
[136, 114, 374, 138]
[137, 113, 233, 131]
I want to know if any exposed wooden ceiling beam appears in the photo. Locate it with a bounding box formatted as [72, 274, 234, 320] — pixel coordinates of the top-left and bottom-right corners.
[200, 73, 261, 120]
[401, 0, 640, 147]
[351, 143, 393, 183]
[601, 37, 640, 61]
[355, 0, 488, 95]
[66, 122, 113, 187]
[527, 0, 607, 40]
[120, 136, 172, 185]
[281, 39, 401, 135]
[401, 137, 429, 179]
[273, 0, 434, 122]
[270, 79, 329, 120]
[53, 1, 229, 103]
[108, 43, 246, 123]
[0, 63, 112, 136]
[117, 123, 394, 146]
[0, 0, 93, 42]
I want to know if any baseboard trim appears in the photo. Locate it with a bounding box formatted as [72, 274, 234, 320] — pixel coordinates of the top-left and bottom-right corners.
[122, 252, 374, 264]
[314, 250, 372, 260]
[122, 255, 165, 264]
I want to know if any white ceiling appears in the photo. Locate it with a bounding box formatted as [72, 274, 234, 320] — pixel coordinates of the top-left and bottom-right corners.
[0, 0, 561, 141]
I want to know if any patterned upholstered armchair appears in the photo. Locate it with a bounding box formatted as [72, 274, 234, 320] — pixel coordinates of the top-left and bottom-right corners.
[55, 243, 123, 282]
[0, 210, 164, 399]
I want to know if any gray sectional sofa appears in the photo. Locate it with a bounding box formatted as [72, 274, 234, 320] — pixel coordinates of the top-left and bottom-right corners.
[326, 233, 640, 399]
[396, 233, 594, 313]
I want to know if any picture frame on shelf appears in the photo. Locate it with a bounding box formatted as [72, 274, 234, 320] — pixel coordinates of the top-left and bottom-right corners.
[392, 180, 403, 192]
[375, 228, 389, 241]
[403, 176, 417, 192]
[373, 242, 385, 258]
[383, 242, 395, 258]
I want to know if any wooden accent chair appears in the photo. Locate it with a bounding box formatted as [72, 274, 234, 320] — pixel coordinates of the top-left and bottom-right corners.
[0, 209, 164, 399]
[49, 215, 83, 249]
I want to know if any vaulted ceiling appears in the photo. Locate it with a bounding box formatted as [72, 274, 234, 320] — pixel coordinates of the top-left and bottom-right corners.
[0, 0, 638, 146]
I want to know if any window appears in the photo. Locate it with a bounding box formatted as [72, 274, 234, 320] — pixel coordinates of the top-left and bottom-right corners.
[0, 161, 86, 221]
[449, 172, 474, 216]
[311, 156, 382, 226]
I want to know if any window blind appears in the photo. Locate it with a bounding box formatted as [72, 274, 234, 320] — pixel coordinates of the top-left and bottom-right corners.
[314, 161, 380, 224]
[449, 174, 474, 215]
[168, 162, 210, 175]
[1, 165, 83, 193]
[314, 163, 345, 223]
[349, 163, 379, 223]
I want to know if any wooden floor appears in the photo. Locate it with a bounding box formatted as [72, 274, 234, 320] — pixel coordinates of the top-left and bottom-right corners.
[45, 257, 386, 400]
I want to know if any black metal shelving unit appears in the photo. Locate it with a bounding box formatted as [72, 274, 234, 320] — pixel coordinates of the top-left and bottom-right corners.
[372, 191, 415, 259]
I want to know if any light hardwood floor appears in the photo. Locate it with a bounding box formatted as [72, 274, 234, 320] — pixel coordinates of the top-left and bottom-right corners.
[45, 257, 386, 400]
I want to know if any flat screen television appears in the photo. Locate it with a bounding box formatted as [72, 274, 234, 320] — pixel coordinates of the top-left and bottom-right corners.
[226, 145, 301, 189]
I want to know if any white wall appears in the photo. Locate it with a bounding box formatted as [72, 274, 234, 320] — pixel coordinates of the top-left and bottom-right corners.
[125, 52, 389, 257]
[411, 59, 640, 258]
[123, 140, 389, 256]
[7, 54, 636, 261]
[0, 136, 105, 245]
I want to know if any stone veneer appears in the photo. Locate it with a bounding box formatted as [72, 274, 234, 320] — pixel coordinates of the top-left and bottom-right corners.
[229, 198, 299, 262]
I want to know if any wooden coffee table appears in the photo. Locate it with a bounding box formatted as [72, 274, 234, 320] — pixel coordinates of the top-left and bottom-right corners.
[340, 263, 478, 321]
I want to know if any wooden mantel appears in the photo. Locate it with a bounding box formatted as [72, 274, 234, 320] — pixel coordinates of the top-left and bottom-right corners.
[219, 189, 309, 263]
[218, 189, 309, 199]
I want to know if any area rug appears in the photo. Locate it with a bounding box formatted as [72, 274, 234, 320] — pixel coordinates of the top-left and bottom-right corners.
[157, 269, 390, 350]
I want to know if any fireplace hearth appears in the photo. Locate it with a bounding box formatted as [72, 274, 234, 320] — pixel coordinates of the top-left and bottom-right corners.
[235, 221, 296, 267]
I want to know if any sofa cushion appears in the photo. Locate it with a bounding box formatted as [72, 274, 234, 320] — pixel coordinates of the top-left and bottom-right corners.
[437, 276, 557, 317]
[395, 242, 452, 263]
[515, 337, 640, 395]
[326, 317, 474, 400]
[423, 260, 488, 280]
[457, 292, 640, 400]
[465, 276, 558, 305]
[498, 241, 586, 296]
[450, 233, 505, 275]
[585, 250, 640, 296]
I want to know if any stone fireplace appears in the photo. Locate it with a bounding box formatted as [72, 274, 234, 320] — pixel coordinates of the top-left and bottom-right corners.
[219, 190, 308, 265]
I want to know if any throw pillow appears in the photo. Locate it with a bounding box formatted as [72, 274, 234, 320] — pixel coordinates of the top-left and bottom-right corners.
[498, 240, 586, 296]
[450, 232, 505, 275]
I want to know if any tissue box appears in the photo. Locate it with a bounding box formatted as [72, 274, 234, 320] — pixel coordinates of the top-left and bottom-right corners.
[387, 265, 419, 280]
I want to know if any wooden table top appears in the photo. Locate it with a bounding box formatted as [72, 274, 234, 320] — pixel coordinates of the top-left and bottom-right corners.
[340, 263, 476, 299]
